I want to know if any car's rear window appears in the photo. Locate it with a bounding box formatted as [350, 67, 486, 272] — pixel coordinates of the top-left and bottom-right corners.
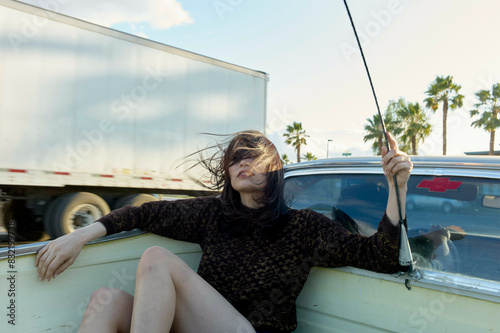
[284, 173, 500, 282]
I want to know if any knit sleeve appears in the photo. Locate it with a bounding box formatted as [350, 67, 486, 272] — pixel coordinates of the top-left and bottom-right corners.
[96, 196, 220, 244]
[303, 209, 403, 273]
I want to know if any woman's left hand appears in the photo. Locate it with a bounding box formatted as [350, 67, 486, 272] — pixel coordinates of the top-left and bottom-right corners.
[380, 132, 412, 188]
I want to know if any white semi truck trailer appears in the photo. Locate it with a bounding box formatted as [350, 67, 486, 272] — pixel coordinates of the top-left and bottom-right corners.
[0, 0, 267, 240]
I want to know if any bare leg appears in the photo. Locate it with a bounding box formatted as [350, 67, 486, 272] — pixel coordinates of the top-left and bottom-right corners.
[79, 246, 255, 333]
[131, 246, 255, 333]
[79, 287, 133, 333]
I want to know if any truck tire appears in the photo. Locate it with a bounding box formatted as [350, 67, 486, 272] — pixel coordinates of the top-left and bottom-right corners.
[44, 192, 110, 239]
[113, 194, 158, 210]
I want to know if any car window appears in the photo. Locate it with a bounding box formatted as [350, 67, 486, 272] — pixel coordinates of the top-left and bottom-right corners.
[284, 173, 500, 282]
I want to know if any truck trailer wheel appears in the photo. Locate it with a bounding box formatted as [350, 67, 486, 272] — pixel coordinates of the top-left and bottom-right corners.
[112, 194, 158, 210]
[44, 192, 110, 239]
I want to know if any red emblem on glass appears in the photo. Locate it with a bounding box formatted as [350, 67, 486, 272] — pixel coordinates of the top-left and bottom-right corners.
[417, 177, 462, 192]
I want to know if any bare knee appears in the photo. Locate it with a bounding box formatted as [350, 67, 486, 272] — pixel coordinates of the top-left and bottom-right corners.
[141, 246, 174, 262]
[89, 287, 117, 308]
[86, 287, 130, 313]
[137, 246, 189, 281]
[138, 246, 174, 272]
[81, 288, 133, 332]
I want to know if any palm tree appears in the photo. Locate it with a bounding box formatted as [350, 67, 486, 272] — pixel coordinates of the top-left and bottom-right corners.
[363, 114, 384, 155]
[470, 83, 500, 155]
[281, 154, 291, 165]
[424, 75, 464, 155]
[302, 152, 317, 161]
[395, 99, 432, 155]
[283, 122, 309, 163]
[363, 102, 403, 155]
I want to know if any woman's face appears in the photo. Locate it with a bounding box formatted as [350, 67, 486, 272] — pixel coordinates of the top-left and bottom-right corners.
[228, 158, 268, 195]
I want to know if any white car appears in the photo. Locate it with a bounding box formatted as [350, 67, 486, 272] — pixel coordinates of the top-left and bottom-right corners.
[406, 194, 470, 213]
[1, 155, 498, 332]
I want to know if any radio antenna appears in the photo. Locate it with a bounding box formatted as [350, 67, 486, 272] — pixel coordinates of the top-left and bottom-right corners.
[342, 0, 416, 287]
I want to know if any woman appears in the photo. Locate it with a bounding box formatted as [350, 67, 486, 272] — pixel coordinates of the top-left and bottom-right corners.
[35, 130, 412, 333]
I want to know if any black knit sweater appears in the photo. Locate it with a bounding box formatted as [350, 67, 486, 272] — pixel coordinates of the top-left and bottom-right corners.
[97, 196, 401, 332]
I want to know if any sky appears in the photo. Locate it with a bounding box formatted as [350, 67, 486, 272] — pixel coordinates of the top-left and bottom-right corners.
[19, 0, 500, 160]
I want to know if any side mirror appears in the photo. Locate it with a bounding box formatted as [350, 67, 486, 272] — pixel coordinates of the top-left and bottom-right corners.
[482, 195, 500, 209]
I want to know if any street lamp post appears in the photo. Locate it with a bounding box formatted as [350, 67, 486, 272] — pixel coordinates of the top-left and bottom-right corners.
[327, 139, 333, 158]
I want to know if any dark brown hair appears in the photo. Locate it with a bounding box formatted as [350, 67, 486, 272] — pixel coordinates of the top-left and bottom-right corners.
[198, 130, 289, 235]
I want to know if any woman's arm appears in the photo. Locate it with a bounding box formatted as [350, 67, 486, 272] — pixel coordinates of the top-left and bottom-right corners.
[380, 132, 413, 226]
[35, 222, 107, 281]
[35, 196, 218, 281]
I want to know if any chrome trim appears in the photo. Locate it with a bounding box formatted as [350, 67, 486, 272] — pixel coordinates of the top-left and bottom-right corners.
[284, 156, 500, 174]
[285, 167, 384, 177]
[285, 167, 500, 180]
[417, 269, 500, 302]
[335, 266, 500, 304]
[0, 229, 147, 260]
[284, 158, 500, 180]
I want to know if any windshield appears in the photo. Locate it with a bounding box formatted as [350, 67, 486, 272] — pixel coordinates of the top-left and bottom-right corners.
[284, 173, 500, 282]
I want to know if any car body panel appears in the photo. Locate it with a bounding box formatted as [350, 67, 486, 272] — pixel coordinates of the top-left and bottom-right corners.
[1, 232, 499, 332]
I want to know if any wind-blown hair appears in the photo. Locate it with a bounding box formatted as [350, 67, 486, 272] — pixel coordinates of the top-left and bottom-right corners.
[198, 130, 289, 235]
